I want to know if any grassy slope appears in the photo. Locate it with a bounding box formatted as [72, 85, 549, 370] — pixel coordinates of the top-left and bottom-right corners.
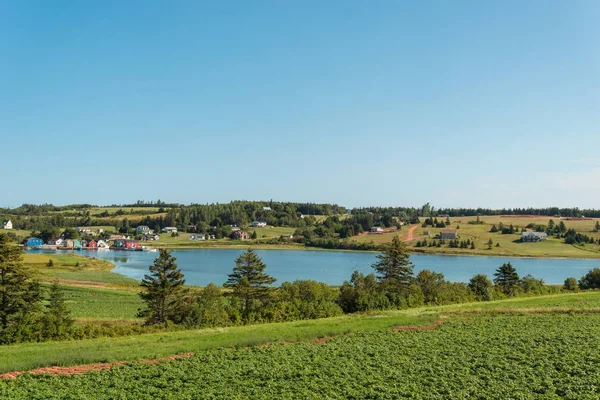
[1, 291, 600, 373]
[356, 216, 600, 258]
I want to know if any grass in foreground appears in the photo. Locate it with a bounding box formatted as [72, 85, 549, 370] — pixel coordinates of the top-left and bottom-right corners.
[1, 292, 600, 374]
[2, 314, 600, 399]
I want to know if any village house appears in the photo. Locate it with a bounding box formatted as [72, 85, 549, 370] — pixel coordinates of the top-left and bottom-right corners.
[263, 207, 272, 211]
[26, 237, 44, 248]
[48, 238, 64, 246]
[231, 231, 251, 240]
[109, 234, 125, 240]
[231, 225, 241, 232]
[113, 239, 140, 250]
[143, 234, 160, 241]
[252, 221, 267, 228]
[2, 220, 12, 230]
[521, 231, 548, 242]
[63, 239, 74, 248]
[97, 240, 110, 249]
[76, 227, 94, 236]
[136, 226, 151, 235]
[370, 227, 384, 233]
[189, 233, 206, 240]
[440, 229, 458, 240]
[162, 227, 178, 233]
[87, 239, 98, 248]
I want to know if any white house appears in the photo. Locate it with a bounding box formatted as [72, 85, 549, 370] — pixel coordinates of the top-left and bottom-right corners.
[47, 238, 64, 246]
[162, 227, 178, 233]
[263, 207, 272, 211]
[97, 240, 110, 249]
[252, 221, 267, 228]
[2, 220, 12, 230]
[370, 227, 384, 233]
[521, 231, 548, 242]
[189, 234, 206, 240]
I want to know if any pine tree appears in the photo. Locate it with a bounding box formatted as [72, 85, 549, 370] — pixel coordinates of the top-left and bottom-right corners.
[42, 280, 74, 339]
[493, 262, 520, 295]
[224, 249, 276, 321]
[251, 230, 258, 240]
[0, 234, 43, 344]
[138, 249, 186, 325]
[487, 238, 494, 249]
[371, 236, 414, 291]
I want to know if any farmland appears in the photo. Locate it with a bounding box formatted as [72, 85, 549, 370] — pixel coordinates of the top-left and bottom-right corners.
[3, 293, 600, 398]
[349, 216, 600, 258]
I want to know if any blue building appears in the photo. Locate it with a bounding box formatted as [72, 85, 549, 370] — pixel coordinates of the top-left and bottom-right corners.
[26, 237, 44, 248]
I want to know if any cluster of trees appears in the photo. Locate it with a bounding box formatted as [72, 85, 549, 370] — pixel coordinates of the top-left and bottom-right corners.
[421, 217, 448, 228]
[136, 238, 563, 331]
[415, 239, 475, 249]
[563, 229, 596, 245]
[490, 222, 517, 234]
[435, 207, 600, 218]
[0, 234, 73, 344]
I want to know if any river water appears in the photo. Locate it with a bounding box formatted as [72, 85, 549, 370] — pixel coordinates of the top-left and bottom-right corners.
[28, 248, 600, 286]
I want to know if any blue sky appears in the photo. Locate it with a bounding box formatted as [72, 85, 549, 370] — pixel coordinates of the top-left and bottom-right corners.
[1, 1, 599, 209]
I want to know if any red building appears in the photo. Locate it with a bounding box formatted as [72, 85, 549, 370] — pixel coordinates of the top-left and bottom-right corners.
[113, 239, 141, 250]
[87, 240, 97, 248]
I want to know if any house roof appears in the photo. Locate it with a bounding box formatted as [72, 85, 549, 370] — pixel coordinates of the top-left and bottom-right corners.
[2, 220, 10, 224]
[441, 229, 457, 234]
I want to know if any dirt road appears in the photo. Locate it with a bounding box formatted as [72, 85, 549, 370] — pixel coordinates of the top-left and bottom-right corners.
[404, 224, 419, 242]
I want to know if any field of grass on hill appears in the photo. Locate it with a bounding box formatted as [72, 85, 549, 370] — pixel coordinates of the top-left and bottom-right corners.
[351, 215, 600, 258]
[3, 292, 600, 398]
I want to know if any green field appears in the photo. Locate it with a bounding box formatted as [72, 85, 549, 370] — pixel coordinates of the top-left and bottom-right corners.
[349, 216, 600, 259]
[49, 285, 142, 320]
[3, 293, 600, 398]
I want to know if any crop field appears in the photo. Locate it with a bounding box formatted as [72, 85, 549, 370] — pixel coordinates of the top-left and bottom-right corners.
[3, 313, 600, 399]
[48, 285, 142, 320]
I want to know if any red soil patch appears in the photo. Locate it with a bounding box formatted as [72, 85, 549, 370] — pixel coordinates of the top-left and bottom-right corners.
[404, 224, 419, 242]
[0, 353, 194, 380]
[391, 320, 444, 332]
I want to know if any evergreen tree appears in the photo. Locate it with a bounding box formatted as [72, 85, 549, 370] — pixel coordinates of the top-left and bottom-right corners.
[224, 249, 276, 321]
[0, 233, 43, 344]
[138, 249, 186, 325]
[251, 230, 258, 240]
[493, 262, 520, 295]
[470, 241, 475, 249]
[371, 236, 414, 292]
[490, 224, 498, 233]
[42, 280, 74, 339]
[469, 274, 493, 301]
[487, 238, 494, 249]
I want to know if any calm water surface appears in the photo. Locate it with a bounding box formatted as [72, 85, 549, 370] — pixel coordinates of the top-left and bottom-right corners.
[29, 249, 600, 286]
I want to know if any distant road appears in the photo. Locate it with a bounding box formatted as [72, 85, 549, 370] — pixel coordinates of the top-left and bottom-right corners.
[404, 224, 418, 242]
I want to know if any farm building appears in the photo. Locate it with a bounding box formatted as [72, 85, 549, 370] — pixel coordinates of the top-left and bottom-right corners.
[143, 234, 160, 241]
[231, 231, 251, 240]
[47, 238, 64, 246]
[162, 227, 178, 233]
[136, 226, 151, 235]
[440, 229, 458, 240]
[26, 237, 44, 248]
[423, 230, 430, 236]
[521, 232, 548, 242]
[252, 221, 267, 228]
[189, 234, 206, 240]
[113, 239, 140, 249]
[2, 220, 12, 229]
[370, 227, 384, 233]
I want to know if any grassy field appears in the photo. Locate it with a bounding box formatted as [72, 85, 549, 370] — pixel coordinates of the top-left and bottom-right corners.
[4, 313, 600, 399]
[23, 253, 138, 287]
[348, 216, 600, 258]
[1, 291, 600, 375]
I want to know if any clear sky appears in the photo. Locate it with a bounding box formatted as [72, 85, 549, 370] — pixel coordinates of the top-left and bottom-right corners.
[1, 1, 599, 209]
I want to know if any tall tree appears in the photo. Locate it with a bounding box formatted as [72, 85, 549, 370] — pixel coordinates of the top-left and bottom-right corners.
[138, 249, 186, 325]
[493, 262, 520, 295]
[42, 280, 74, 339]
[0, 233, 42, 344]
[224, 249, 275, 321]
[372, 236, 414, 290]
[469, 274, 493, 301]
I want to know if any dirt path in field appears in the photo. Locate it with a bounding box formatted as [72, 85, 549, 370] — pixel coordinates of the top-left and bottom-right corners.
[404, 224, 419, 242]
[0, 353, 194, 380]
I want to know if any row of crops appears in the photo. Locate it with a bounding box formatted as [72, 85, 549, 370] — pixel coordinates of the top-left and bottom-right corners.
[2, 314, 600, 399]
